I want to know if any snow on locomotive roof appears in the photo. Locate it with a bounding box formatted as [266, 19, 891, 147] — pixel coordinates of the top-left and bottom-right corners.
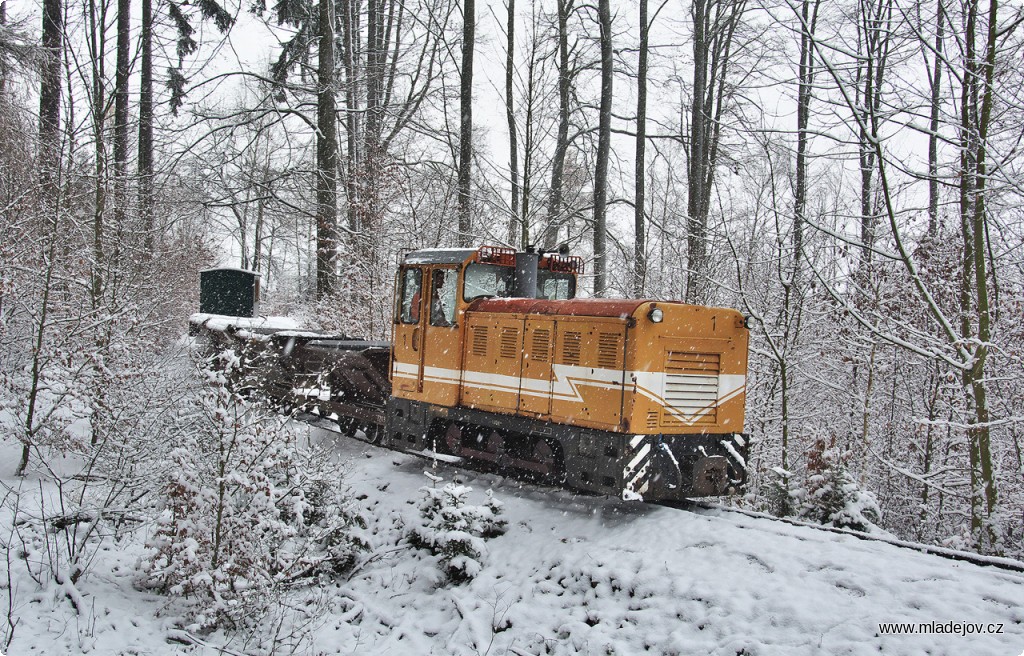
[403, 248, 478, 265]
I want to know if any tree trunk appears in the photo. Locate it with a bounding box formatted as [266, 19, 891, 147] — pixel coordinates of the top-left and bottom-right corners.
[457, 0, 475, 246]
[0, 1, 7, 94]
[686, 0, 709, 304]
[38, 0, 62, 194]
[793, 0, 819, 272]
[340, 0, 361, 241]
[544, 0, 571, 250]
[592, 0, 612, 296]
[855, 0, 892, 269]
[113, 0, 130, 228]
[364, 0, 383, 249]
[139, 0, 155, 252]
[316, 0, 338, 299]
[633, 0, 649, 296]
[966, 0, 999, 553]
[927, 0, 944, 237]
[504, 0, 520, 246]
[87, 0, 105, 306]
[685, 0, 745, 304]
[958, 0, 999, 554]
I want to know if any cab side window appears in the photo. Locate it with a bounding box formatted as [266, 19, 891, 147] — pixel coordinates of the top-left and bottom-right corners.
[400, 268, 423, 324]
[430, 268, 458, 327]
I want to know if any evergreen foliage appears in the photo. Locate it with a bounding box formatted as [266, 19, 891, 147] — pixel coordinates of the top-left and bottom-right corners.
[408, 483, 507, 584]
[140, 353, 366, 629]
[796, 440, 882, 533]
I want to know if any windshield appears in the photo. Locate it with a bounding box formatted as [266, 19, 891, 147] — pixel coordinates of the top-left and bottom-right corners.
[464, 263, 513, 301]
[463, 263, 576, 301]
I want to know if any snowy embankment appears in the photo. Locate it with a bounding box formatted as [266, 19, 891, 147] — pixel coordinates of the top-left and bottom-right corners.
[4, 426, 1023, 655]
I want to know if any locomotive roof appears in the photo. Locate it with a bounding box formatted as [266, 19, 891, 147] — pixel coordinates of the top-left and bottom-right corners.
[468, 297, 648, 318]
[403, 248, 478, 265]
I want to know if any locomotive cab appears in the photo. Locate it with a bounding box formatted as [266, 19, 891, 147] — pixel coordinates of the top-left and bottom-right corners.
[389, 246, 580, 406]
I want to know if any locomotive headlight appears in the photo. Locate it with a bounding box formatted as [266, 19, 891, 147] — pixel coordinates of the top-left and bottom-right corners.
[649, 307, 664, 323]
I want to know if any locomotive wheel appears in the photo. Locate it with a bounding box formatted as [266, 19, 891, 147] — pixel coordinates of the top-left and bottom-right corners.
[532, 439, 565, 482]
[444, 423, 463, 456]
[487, 431, 510, 469]
[360, 422, 383, 444]
[336, 416, 358, 437]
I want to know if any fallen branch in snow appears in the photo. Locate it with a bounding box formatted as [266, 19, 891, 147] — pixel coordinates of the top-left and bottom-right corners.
[165, 629, 249, 655]
[47, 509, 144, 532]
[346, 545, 410, 582]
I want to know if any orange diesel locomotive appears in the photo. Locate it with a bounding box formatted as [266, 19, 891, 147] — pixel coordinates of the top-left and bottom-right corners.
[384, 246, 749, 500]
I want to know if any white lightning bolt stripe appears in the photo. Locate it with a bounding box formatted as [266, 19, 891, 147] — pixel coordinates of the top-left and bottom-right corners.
[391, 362, 745, 425]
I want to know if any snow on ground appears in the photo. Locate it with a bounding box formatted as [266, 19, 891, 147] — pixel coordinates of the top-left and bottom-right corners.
[3, 428, 1024, 655]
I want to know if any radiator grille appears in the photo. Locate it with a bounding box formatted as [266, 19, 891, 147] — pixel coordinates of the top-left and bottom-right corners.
[662, 351, 720, 426]
[531, 328, 551, 362]
[562, 331, 582, 365]
[471, 326, 488, 356]
[500, 327, 520, 359]
[597, 332, 621, 369]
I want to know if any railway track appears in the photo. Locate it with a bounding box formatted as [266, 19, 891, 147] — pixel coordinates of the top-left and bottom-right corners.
[676, 500, 1024, 575]
[298, 409, 1024, 577]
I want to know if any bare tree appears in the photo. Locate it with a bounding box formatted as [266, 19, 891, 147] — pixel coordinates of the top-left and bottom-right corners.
[925, 0, 944, 237]
[854, 0, 894, 268]
[457, 0, 476, 246]
[316, 0, 338, 298]
[504, 0, 521, 245]
[792, 0, 820, 271]
[592, 0, 612, 296]
[139, 0, 154, 251]
[543, 0, 574, 250]
[955, 0, 1000, 552]
[685, 0, 746, 303]
[633, 0, 651, 295]
[113, 0, 130, 232]
[38, 0, 62, 194]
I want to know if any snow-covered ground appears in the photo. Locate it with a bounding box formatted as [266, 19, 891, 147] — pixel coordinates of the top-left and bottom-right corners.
[3, 426, 1023, 655]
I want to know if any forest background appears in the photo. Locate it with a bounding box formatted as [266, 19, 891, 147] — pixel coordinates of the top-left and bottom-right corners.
[0, 0, 1022, 578]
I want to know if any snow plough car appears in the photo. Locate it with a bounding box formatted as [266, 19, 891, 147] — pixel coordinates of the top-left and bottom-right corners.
[190, 245, 751, 501]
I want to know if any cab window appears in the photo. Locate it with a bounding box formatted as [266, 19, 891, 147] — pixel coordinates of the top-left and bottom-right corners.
[430, 268, 458, 327]
[537, 270, 576, 300]
[399, 267, 423, 324]
[463, 263, 513, 301]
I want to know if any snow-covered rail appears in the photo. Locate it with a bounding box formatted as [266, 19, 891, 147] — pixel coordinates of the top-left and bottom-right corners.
[300, 409, 1024, 577]
[675, 500, 1024, 575]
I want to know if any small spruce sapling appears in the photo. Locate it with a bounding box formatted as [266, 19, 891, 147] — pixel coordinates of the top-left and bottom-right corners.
[408, 482, 507, 584]
[798, 439, 882, 532]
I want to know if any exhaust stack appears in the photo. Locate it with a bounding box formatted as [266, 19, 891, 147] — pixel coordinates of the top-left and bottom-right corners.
[512, 246, 539, 298]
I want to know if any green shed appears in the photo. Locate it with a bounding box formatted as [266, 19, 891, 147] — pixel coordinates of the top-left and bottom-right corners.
[199, 268, 261, 318]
